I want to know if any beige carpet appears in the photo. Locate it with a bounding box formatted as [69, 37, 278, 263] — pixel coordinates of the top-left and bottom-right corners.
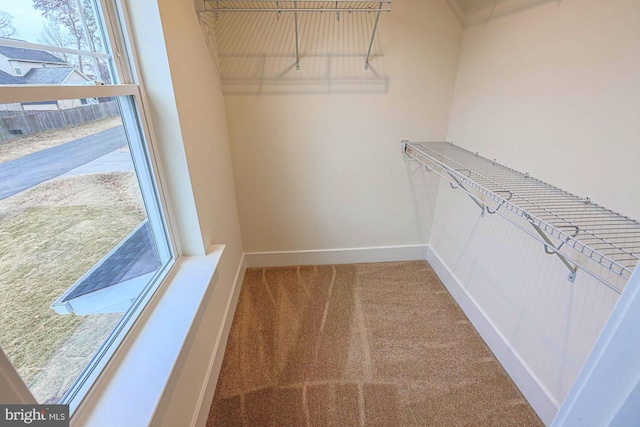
[208, 261, 543, 426]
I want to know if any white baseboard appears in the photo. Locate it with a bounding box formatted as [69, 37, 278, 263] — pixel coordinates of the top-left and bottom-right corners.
[245, 244, 429, 268]
[425, 246, 559, 426]
[191, 255, 247, 427]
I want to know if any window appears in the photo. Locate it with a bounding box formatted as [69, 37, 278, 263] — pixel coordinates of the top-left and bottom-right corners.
[11, 61, 21, 75]
[0, 0, 175, 412]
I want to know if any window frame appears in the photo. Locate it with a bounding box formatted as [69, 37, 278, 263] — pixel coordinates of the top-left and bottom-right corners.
[0, 0, 181, 413]
[10, 61, 21, 75]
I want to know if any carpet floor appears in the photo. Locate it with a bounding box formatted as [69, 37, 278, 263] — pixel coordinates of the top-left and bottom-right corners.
[207, 261, 543, 426]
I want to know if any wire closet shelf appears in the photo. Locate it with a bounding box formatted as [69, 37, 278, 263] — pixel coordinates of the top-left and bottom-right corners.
[402, 141, 640, 294]
[204, 0, 392, 13]
[203, 0, 391, 70]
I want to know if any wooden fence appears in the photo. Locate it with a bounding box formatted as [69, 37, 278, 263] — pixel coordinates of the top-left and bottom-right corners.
[0, 101, 119, 142]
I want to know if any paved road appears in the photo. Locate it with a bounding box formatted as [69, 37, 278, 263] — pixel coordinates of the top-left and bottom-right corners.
[0, 125, 127, 200]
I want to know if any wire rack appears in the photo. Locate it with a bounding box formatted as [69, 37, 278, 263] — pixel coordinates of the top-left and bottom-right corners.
[402, 141, 640, 293]
[204, 1, 392, 12]
[202, 0, 391, 70]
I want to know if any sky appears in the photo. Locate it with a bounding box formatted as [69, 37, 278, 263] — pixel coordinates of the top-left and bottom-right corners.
[0, 1, 47, 43]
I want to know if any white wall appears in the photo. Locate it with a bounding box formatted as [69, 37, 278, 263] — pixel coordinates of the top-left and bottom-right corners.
[125, 0, 245, 425]
[428, 176, 619, 420]
[125, 0, 204, 256]
[222, 0, 463, 252]
[447, 0, 640, 221]
[13, 61, 46, 76]
[119, 0, 639, 424]
[430, 0, 640, 419]
[0, 60, 65, 77]
[0, 57, 12, 75]
[22, 103, 57, 111]
[552, 267, 640, 426]
[64, 71, 89, 84]
[57, 99, 82, 109]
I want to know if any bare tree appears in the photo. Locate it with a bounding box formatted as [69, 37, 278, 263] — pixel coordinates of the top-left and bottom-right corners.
[32, 0, 87, 73]
[31, 0, 109, 81]
[81, 0, 103, 53]
[0, 11, 18, 38]
[38, 19, 71, 62]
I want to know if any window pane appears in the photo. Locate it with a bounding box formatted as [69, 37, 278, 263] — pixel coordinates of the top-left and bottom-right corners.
[0, 95, 172, 403]
[0, 0, 116, 85]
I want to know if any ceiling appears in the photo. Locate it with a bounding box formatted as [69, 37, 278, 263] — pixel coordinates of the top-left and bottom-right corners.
[446, 0, 561, 26]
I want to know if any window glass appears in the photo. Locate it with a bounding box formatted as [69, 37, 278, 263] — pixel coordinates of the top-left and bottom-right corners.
[0, 95, 171, 403]
[0, 0, 174, 407]
[0, 0, 116, 85]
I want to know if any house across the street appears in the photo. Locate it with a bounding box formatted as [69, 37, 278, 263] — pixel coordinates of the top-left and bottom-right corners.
[0, 40, 94, 110]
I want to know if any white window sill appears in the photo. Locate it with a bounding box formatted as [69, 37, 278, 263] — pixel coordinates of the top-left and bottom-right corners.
[71, 245, 225, 427]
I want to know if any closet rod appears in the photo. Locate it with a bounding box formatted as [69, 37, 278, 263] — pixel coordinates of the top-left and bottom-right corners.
[205, 7, 386, 12]
[205, 0, 392, 13]
[402, 140, 639, 293]
[204, 0, 391, 69]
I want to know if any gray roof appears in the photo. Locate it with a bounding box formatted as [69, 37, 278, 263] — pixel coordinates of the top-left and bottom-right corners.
[0, 67, 88, 85]
[24, 67, 76, 84]
[63, 221, 161, 302]
[0, 69, 24, 84]
[0, 45, 66, 64]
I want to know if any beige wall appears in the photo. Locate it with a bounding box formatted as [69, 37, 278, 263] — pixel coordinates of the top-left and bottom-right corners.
[156, 2, 243, 261]
[430, 0, 640, 416]
[152, 0, 246, 423]
[222, 0, 463, 252]
[429, 174, 619, 419]
[126, 0, 204, 256]
[126, 0, 244, 424]
[118, 0, 639, 422]
[447, 0, 640, 221]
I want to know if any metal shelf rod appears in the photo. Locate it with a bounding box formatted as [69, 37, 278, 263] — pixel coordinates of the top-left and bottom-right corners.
[294, 1, 300, 70]
[576, 227, 640, 239]
[365, 0, 383, 70]
[532, 209, 636, 223]
[516, 199, 596, 206]
[403, 140, 638, 290]
[206, 7, 389, 12]
[412, 156, 625, 289]
[590, 247, 640, 255]
[206, 0, 391, 70]
[532, 210, 627, 219]
[515, 201, 626, 216]
[582, 233, 640, 240]
[501, 183, 570, 190]
[526, 211, 629, 221]
[427, 159, 617, 261]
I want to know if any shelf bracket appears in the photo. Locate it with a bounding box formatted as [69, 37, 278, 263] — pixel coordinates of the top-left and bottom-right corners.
[527, 218, 578, 282]
[486, 190, 512, 215]
[206, 1, 391, 72]
[294, 1, 300, 70]
[447, 171, 486, 217]
[403, 140, 487, 217]
[400, 140, 634, 292]
[365, 1, 383, 70]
